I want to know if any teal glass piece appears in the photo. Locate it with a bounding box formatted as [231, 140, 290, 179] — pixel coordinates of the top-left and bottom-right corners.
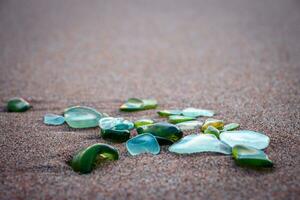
[201, 118, 224, 131]
[136, 122, 183, 144]
[100, 129, 130, 143]
[120, 98, 157, 111]
[70, 143, 119, 174]
[176, 120, 203, 131]
[232, 145, 273, 168]
[168, 115, 196, 124]
[126, 133, 160, 156]
[7, 97, 31, 112]
[99, 117, 134, 131]
[157, 109, 182, 117]
[222, 123, 240, 132]
[44, 114, 65, 125]
[182, 107, 214, 117]
[64, 106, 103, 128]
[220, 130, 270, 149]
[169, 134, 231, 154]
[134, 119, 154, 128]
[204, 126, 220, 138]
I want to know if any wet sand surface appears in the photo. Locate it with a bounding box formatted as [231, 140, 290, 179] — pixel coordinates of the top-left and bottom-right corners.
[0, 0, 299, 199]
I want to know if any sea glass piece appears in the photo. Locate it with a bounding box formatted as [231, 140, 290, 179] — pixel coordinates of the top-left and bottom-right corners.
[134, 119, 154, 128]
[136, 122, 183, 144]
[201, 118, 224, 131]
[120, 98, 157, 111]
[7, 97, 31, 112]
[142, 99, 158, 109]
[64, 106, 103, 128]
[182, 108, 215, 117]
[168, 115, 196, 124]
[204, 126, 220, 138]
[232, 145, 273, 168]
[220, 130, 270, 149]
[157, 109, 182, 117]
[99, 117, 134, 131]
[70, 143, 119, 174]
[169, 134, 231, 154]
[43, 114, 65, 125]
[126, 133, 160, 156]
[222, 123, 240, 131]
[100, 129, 130, 143]
[176, 120, 203, 130]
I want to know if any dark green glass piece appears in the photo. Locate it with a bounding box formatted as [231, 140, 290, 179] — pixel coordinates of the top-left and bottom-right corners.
[157, 109, 182, 117]
[7, 97, 31, 112]
[136, 122, 183, 144]
[100, 129, 130, 143]
[204, 126, 220, 138]
[70, 143, 119, 174]
[232, 145, 273, 168]
[168, 115, 196, 124]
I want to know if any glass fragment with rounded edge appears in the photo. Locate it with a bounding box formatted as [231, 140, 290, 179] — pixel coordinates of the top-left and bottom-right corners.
[168, 115, 196, 124]
[134, 119, 154, 128]
[126, 133, 160, 156]
[182, 107, 214, 117]
[44, 114, 65, 125]
[176, 120, 203, 131]
[204, 126, 220, 138]
[7, 97, 31, 112]
[157, 109, 182, 117]
[201, 118, 224, 131]
[222, 123, 240, 132]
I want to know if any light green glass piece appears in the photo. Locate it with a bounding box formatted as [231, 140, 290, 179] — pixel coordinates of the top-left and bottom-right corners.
[220, 130, 270, 149]
[182, 107, 215, 117]
[64, 106, 103, 128]
[157, 109, 182, 117]
[201, 118, 224, 131]
[120, 98, 157, 111]
[232, 145, 273, 168]
[134, 119, 154, 128]
[142, 99, 158, 109]
[70, 143, 119, 174]
[99, 117, 134, 131]
[168, 115, 196, 124]
[222, 123, 240, 132]
[126, 133, 160, 156]
[7, 97, 31, 112]
[176, 120, 203, 131]
[204, 126, 220, 138]
[169, 134, 231, 154]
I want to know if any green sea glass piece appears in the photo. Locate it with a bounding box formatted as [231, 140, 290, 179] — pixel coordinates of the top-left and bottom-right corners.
[64, 106, 103, 128]
[169, 134, 231, 154]
[7, 97, 31, 112]
[222, 123, 240, 131]
[220, 130, 270, 149]
[232, 145, 273, 168]
[168, 115, 196, 124]
[101, 129, 130, 143]
[201, 118, 224, 131]
[204, 126, 220, 138]
[182, 107, 215, 117]
[70, 143, 119, 174]
[99, 117, 134, 131]
[120, 98, 157, 111]
[126, 133, 160, 156]
[157, 109, 182, 117]
[44, 114, 65, 125]
[176, 120, 203, 131]
[136, 122, 183, 144]
[134, 119, 154, 128]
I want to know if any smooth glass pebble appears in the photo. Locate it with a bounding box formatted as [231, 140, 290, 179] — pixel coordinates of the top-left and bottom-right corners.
[169, 134, 231, 154]
[99, 117, 134, 131]
[126, 133, 160, 156]
[232, 145, 273, 168]
[64, 106, 103, 128]
[70, 143, 119, 174]
[136, 122, 183, 144]
[157, 109, 182, 117]
[142, 99, 158, 109]
[7, 97, 31, 112]
[134, 119, 154, 128]
[100, 129, 130, 143]
[222, 123, 240, 132]
[168, 115, 196, 124]
[120, 98, 157, 111]
[44, 114, 65, 125]
[201, 118, 224, 131]
[176, 120, 203, 131]
[182, 107, 215, 117]
[204, 126, 220, 138]
[220, 130, 270, 149]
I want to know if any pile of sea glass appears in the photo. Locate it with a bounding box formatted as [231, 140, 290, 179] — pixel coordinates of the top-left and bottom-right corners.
[7, 97, 273, 174]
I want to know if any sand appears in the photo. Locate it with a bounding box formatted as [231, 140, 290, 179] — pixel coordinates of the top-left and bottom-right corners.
[0, 0, 299, 199]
